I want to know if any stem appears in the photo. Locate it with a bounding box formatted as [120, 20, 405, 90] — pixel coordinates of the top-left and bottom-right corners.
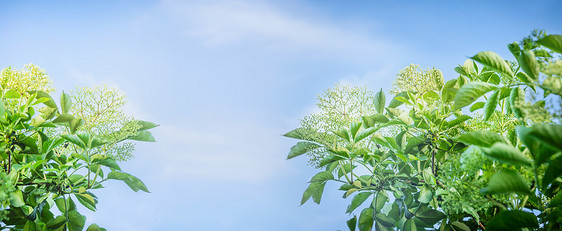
[338, 161, 352, 184]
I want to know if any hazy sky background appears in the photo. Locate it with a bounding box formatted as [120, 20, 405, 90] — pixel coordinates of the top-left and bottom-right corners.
[1, 0, 561, 230]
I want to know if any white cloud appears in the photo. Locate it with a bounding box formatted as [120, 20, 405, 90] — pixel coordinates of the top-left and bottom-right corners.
[160, 0, 397, 56]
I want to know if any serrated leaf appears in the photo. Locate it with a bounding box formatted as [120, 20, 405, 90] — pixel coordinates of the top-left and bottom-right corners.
[374, 88, 385, 113]
[87, 224, 104, 231]
[350, 122, 362, 140]
[287, 141, 320, 159]
[471, 51, 514, 78]
[481, 169, 531, 195]
[346, 192, 371, 214]
[375, 213, 395, 227]
[456, 131, 509, 147]
[483, 89, 499, 121]
[537, 34, 562, 54]
[482, 143, 533, 167]
[374, 191, 388, 211]
[486, 210, 538, 230]
[454, 82, 498, 109]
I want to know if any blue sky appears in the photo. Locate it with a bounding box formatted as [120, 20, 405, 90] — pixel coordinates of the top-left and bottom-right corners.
[1, 0, 561, 230]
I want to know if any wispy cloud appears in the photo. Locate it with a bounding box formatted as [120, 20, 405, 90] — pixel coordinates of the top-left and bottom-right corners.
[160, 0, 398, 57]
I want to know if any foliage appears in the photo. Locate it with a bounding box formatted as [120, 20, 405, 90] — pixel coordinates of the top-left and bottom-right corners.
[0, 65, 156, 230]
[286, 32, 562, 230]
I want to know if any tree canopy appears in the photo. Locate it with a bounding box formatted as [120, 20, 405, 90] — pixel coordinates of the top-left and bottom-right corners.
[286, 31, 562, 230]
[0, 64, 156, 231]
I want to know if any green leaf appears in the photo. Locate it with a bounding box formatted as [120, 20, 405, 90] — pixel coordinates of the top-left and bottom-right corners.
[283, 128, 313, 140]
[403, 219, 417, 231]
[517, 50, 539, 81]
[456, 131, 509, 147]
[482, 142, 533, 167]
[451, 221, 470, 231]
[521, 124, 562, 151]
[92, 154, 121, 170]
[107, 171, 150, 192]
[70, 118, 84, 134]
[350, 122, 362, 140]
[310, 171, 334, 183]
[388, 91, 409, 108]
[4, 89, 21, 98]
[543, 155, 562, 187]
[362, 114, 389, 128]
[52, 113, 75, 123]
[347, 216, 357, 231]
[537, 34, 562, 54]
[358, 208, 374, 231]
[75, 193, 96, 212]
[29, 90, 57, 108]
[60, 91, 72, 114]
[481, 169, 531, 195]
[374, 191, 388, 211]
[346, 192, 371, 214]
[9, 190, 25, 207]
[354, 127, 377, 143]
[333, 128, 350, 142]
[46, 216, 66, 230]
[67, 210, 86, 231]
[375, 213, 395, 227]
[509, 87, 525, 119]
[471, 51, 514, 78]
[446, 115, 471, 128]
[486, 210, 538, 230]
[454, 82, 498, 109]
[469, 102, 485, 112]
[23, 220, 36, 231]
[86, 224, 105, 231]
[301, 182, 326, 205]
[134, 120, 158, 131]
[61, 134, 87, 149]
[128, 130, 156, 142]
[418, 184, 433, 203]
[415, 206, 446, 226]
[374, 88, 385, 113]
[483, 90, 499, 121]
[507, 41, 520, 57]
[287, 141, 320, 159]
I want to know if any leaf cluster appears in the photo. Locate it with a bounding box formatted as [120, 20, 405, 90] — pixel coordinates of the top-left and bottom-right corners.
[286, 32, 562, 230]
